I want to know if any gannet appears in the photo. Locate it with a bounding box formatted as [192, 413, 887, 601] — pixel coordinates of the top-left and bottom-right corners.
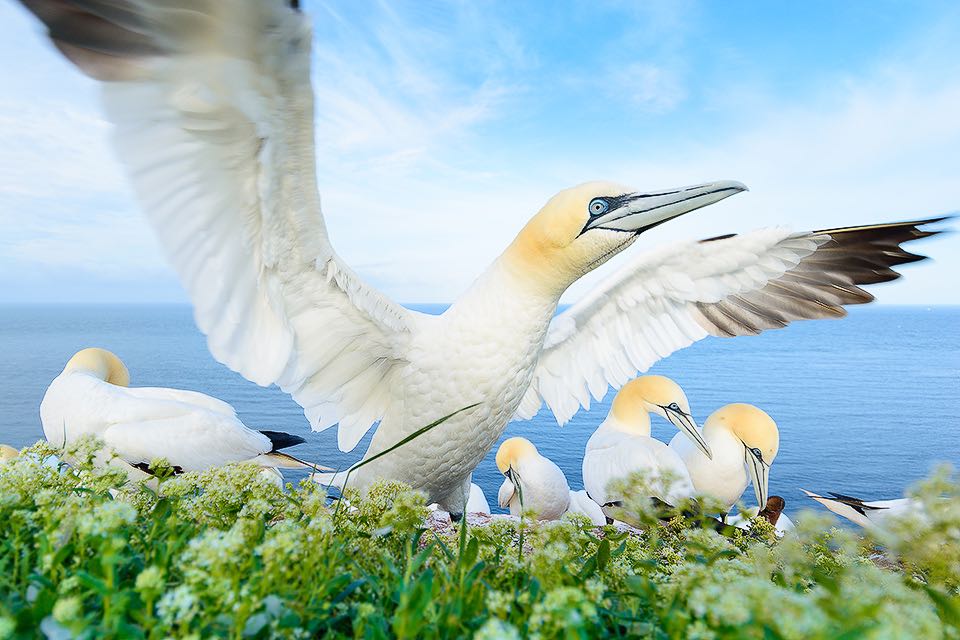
[496, 438, 606, 523]
[568, 490, 608, 526]
[582, 376, 705, 514]
[496, 438, 571, 520]
[0, 445, 18, 463]
[802, 489, 918, 529]
[18, 0, 943, 515]
[669, 404, 779, 515]
[40, 348, 328, 476]
[467, 483, 492, 515]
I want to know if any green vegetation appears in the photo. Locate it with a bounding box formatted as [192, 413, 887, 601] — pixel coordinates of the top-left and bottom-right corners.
[1, 438, 958, 639]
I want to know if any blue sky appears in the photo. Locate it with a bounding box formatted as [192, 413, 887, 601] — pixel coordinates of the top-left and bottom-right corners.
[0, 0, 957, 304]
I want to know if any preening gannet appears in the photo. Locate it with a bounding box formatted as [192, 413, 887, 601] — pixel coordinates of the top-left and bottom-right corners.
[496, 437, 571, 520]
[40, 348, 327, 476]
[582, 376, 704, 513]
[802, 489, 918, 529]
[669, 404, 779, 514]
[19, 0, 943, 514]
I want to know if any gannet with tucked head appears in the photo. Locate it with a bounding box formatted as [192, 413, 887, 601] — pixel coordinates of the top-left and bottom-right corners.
[801, 490, 919, 529]
[496, 437, 571, 520]
[40, 348, 327, 476]
[0, 445, 18, 463]
[496, 437, 606, 523]
[583, 376, 706, 512]
[670, 404, 780, 514]
[18, 0, 943, 515]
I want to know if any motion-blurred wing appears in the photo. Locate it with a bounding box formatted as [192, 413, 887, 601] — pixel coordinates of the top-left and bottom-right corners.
[20, 0, 415, 451]
[518, 218, 945, 424]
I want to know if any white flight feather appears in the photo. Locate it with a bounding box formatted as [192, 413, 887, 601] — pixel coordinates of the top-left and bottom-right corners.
[519, 229, 823, 424]
[92, 2, 415, 451]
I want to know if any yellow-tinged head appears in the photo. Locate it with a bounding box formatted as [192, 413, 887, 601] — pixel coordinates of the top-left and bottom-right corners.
[707, 403, 780, 463]
[608, 375, 712, 458]
[0, 445, 18, 462]
[496, 437, 538, 473]
[611, 375, 691, 425]
[502, 180, 747, 296]
[64, 348, 130, 387]
[706, 403, 779, 507]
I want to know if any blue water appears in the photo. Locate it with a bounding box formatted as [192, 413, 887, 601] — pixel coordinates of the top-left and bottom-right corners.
[0, 304, 957, 517]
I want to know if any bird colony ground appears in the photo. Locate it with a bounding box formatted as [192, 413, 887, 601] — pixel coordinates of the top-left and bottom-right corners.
[0, 438, 958, 639]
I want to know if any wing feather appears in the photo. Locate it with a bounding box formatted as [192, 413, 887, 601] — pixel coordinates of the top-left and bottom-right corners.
[21, 0, 416, 449]
[521, 218, 945, 424]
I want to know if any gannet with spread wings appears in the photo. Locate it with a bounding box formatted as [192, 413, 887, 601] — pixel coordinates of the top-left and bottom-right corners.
[18, 0, 944, 514]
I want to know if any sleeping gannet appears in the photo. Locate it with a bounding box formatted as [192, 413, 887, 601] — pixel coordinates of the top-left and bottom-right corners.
[582, 376, 704, 514]
[40, 348, 328, 476]
[802, 489, 919, 529]
[669, 404, 779, 515]
[18, 0, 943, 515]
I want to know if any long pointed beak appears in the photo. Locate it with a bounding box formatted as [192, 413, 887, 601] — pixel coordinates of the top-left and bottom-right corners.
[745, 450, 770, 507]
[665, 408, 712, 459]
[581, 180, 747, 235]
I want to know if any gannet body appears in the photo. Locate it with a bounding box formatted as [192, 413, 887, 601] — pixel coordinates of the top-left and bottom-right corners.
[583, 376, 708, 510]
[567, 490, 607, 525]
[19, 0, 943, 514]
[669, 404, 780, 513]
[802, 490, 919, 529]
[467, 483, 491, 515]
[496, 438, 571, 520]
[40, 349, 323, 475]
[0, 445, 18, 463]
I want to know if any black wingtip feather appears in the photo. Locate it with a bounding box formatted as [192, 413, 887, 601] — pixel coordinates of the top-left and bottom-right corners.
[260, 430, 306, 452]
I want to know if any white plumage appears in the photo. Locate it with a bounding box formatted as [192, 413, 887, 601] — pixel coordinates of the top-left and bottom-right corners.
[40, 348, 322, 475]
[467, 483, 491, 515]
[582, 377, 702, 512]
[496, 438, 571, 521]
[669, 404, 780, 514]
[19, 0, 941, 513]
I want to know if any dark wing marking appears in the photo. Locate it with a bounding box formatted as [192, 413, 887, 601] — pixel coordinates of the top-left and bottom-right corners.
[694, 217, 948, 338]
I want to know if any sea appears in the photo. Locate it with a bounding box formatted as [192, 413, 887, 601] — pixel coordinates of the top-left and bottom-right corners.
[1, 304, 957, 517]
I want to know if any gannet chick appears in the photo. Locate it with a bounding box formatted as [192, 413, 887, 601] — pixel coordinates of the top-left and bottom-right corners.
[669, 404, 779, 515]
[0, 445, 18, 463]
[20, 0, 943, 515]
[802, 490, 918, 529]
[727, 496, 794, 534]
[40, 348, 329, 477]
[496, 438, 570, 520]
[583, 376, 707, 515]
[467, 483, 491, 515]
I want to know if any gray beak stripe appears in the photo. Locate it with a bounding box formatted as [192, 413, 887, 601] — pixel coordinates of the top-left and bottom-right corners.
[580, 180, 747, 236]
[665, 408, 712, 460]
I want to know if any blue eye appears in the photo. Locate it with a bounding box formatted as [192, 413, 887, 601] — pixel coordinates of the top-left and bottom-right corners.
[588, 198, 608, 216]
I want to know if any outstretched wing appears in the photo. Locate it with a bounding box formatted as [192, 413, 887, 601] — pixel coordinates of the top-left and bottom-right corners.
[518, 218, 945, 424]
[20, 0, 416, 450]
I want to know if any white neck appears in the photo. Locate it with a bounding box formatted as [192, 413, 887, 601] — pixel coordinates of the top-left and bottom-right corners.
[444, 255, 562, 337]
